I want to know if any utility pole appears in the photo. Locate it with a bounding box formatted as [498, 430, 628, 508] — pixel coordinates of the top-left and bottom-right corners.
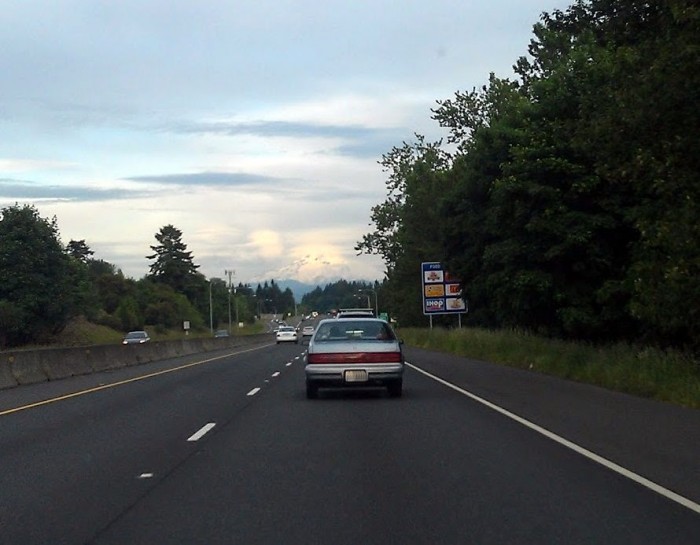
[234, 285, 239, 330]
[357, 289, 376, 315]
[225, 269, 234, 333]
[209, 280, 213, 335]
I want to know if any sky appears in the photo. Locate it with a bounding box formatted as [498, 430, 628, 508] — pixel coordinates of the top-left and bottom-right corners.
[1, 0, 571, 287]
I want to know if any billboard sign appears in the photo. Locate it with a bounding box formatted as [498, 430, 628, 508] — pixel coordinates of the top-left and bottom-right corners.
[422, 262, 467, 315]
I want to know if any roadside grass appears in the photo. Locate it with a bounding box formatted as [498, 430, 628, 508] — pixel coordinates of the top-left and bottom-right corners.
[50, 317, 123, 346]
[47, 317, 267, 347]
[400, 327, 700, 409]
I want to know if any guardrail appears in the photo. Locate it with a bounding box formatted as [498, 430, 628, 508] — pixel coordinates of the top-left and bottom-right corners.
[0, 334, 271, 390]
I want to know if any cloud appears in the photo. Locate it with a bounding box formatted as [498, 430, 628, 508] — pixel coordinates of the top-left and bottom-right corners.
[124, 171, 290, 187]
[248, 230, 284, 259]
[165, 119, 408, 159]
[0, 178, 149, 203]
[0, 158, 79, 172]
[0, 0, 571, 288]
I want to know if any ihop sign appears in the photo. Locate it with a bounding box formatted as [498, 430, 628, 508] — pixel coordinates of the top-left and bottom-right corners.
[421, 262, 467, 316]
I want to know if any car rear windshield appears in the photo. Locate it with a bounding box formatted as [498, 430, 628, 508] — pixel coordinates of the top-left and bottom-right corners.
[314, 321, 395, 342]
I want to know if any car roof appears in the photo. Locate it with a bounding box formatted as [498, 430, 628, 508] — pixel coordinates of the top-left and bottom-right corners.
[336, 309, 374, 316]
[318, 317, 387, 325]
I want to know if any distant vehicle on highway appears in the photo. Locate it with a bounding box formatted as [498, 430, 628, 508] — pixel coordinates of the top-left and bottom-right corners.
[122, 330, 150, 345]
[335, 308, 375, 318]
[276, 325, 298, 344]
[302, 325, 315, 337]
[304, 318, 403, 399]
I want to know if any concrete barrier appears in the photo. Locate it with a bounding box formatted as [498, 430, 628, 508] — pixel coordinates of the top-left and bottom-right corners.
[0, 357, 18, 389]
[0, 334, 271, 391]
[10, 350, 49, 385]
[43, 346, 94, 380]
[88, 344, 127, 373]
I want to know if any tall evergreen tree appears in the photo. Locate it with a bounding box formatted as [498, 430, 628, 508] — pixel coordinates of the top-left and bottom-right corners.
[146, 224, 200, 294]
[66, 239, 94, 263]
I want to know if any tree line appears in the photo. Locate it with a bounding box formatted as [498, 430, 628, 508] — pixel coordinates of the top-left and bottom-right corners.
[357, 0, 700, 350]
[300, 279, 381, 315]
[0, 205, 295, 348]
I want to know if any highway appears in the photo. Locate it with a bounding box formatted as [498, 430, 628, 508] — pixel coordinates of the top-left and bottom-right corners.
[0, 340, 699, 544]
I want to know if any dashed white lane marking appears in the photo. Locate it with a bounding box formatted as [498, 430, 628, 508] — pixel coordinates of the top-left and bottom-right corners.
[0, 343, 273, 417]
[272, 372, 281, 377]
[138, 473, 154, 479]
[286, 362, 293, 367]
[247, 387, 261, 396]
[406, 361, 700, 516]
[187, 422, 216, 442]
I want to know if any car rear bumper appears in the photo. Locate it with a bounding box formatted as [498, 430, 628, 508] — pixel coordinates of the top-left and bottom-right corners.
[305, 363, 403, 384]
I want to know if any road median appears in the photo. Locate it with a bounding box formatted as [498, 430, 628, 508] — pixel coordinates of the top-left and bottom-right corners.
[0, 334, 270, 390]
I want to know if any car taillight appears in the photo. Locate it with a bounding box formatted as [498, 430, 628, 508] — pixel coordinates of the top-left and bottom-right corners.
[307, 352, 402, 364]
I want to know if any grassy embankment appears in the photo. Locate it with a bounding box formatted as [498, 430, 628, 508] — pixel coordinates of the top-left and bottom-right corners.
[50, 317, 266, 347]
[399, 327, 700, 410]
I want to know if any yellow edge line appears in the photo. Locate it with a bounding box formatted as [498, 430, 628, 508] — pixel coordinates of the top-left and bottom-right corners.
[0, 343, 272, 417]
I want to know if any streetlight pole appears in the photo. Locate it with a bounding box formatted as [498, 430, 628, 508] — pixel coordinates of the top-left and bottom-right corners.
[358, 288, 378, 317]
[209, 280, 213, 334]
[255, 296, 262, 320]
[225, 269, 235, 333]
[234, 286, 239, 331]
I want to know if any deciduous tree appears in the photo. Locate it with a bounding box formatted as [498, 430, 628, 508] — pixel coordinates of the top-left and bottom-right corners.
[0, 205, 80, 346]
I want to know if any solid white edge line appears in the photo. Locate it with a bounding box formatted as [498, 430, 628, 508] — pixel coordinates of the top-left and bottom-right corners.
[187, 422, 216, 442]
[405, 360, 700, 515]
[247, 387, 261, 396]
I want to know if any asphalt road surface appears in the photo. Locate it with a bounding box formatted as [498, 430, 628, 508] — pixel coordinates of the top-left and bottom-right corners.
[1, 340, 698, 544]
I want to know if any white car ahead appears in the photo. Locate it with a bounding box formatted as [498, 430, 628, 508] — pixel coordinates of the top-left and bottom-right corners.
[276, 326, 299, 344]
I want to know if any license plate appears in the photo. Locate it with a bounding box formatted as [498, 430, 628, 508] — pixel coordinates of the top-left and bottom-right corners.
[344, 369, 368, 383]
